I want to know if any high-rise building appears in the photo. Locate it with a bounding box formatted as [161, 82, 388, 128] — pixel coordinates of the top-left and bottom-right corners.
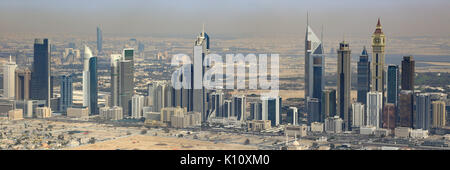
[307, 98, 321, 124]
[383, 103, 396, 130]
[59, 74, 73, 114]
[231, 95, 246, 121]
[321, 89, 336, 118]
[387, 65, 399, 105]
[357, 47, 370, 105]
[312, 56, 324, 100]
[210, 91, 224, 118]
[325, 116, 343, 134]
[119, 60, 133, 117]
[352, 102, 365, 128]
[15, 68, 31, 100]
[398, 90, 414, 128]
[31, 38, 51, 106]
[132, 95, 144, 119]
[415, 93, 431, 130]
[3, 55, 17, 99]
[82, 45, 98, 115]
[192, 26, 210, 122]
[148, 81, 174, 113]
[110, 54, 121, 107]
[223, 100, 232, 118]
[337, 41, 352, 131]
[304, 14, 324, 100]
[432, 100, 446, 128]
[262, 96, 281, 126]
[371, 19, 386, 95]
[401, 56, 415, 91]
[97, 26, 102, 53]
[367, 91, 383, 129]
[287, 107, 298, 125]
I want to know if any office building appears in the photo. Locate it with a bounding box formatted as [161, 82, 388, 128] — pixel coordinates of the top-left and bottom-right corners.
[304, 14, 324, 99]
[249, 101, 262, 120]
[82, 45, 98, 115]
[132, 95, 145, 119]
[432, 100, 446, 128]
[8, 109, 23, 120]
[401, 56, 415, 91]
[337, 41, 352, 130]
[232, 95, 246, 121]
[97, 26, 102, 53]
[367, 91, 383, 129]
[262, 96, 281, 126]
[371, 19, 386, 95]
[160, 107, 187, 124]
[357, 47, 370, 105]
[67, 107, 89, 119]
[3, 55, 17, 99]
[398, 90, 414, 128]
[387, 65, 399, 105]
[415, 93, 431, 130]
[30, 39, 51, 106]
[352, 102, 365, 128]
[59, 74, 73, 114]
[110, 54, 121, 107]
[321, 89, 336, 118]
[325, 116, 343, 134]
[307, 98, 321, 124]
[223, 100, 232, 118]
[36, 107, 52, 118]
[287, 107, 298, 125]
[383, 103, 396, 130]
[99, 106, 123, 120]
[192, 26, 210, 122]
[15, 68, 31, 100]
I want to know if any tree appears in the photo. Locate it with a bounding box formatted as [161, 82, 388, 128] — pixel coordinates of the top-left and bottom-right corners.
[244, 139, 250, 145]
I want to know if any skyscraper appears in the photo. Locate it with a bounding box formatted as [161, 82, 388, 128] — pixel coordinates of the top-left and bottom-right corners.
[312, 56, 324, 100]
[232, 95, 246, 121]
[262, 96, 281, 126]
[398, 90, 414, 128]
[432, 100, 446, 128]
[82, 46, 98, 115]
[287, 107, 298, 125]
[3, 55, 17, 99]
[307, 98, 321, 124]
[120, 60, 133, 117]
[210, 91, 224, 118]
[304, 14, 324, 100]
[250, 101, 262, 120]
[97, 26, 102, 53]
[110, 54, 121, 107]
[357, 47, 370, 105]
[367, 91, 383, 129]
[352, 102, 365, 128]
[31, 38, 51, 106]
[15, 68, 31, 100]
[337, 41, 352, 131]
[387, 65, 399, 105]
[415, 93, 431, 130]
[321, 89, 336, 118]
[383, 103, 396, 130]
[192, 25, 210, 122]
[401, 56, 415, 91]
[131, 95, 144, 119]
[371, 19, 386, 95]
[59, 74, 73, 114]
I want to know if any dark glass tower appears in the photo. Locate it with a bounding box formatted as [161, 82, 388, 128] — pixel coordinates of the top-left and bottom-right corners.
[89, 57, 98, 115]
[31, 38, 51, 106]
[97, 26, 102, 53]
[59, 74, 73, 114]
[401, 56, 415, 91]
[337, 41, 352, 131]
[387, 65, 399, 105]
[357, 47, 370, 105]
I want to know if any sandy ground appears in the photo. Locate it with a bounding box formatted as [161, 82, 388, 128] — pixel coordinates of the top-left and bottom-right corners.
[69, 135, 258, 150]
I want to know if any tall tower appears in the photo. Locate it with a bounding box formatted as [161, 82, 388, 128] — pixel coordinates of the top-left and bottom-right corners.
[82, 45, 98, 115]
[357, 47, 370, 105]
[31, 38, 51, 106]
[97, 26, 102, 53]
[3, 55, 17, 99]
[401, 56, 415, 91]
[192, 24, 210, 122]
[304, 13, 324, 100]
[371, 18, 386, 95]
[59, 74, 73, 114]
[337, 41, 352, 131]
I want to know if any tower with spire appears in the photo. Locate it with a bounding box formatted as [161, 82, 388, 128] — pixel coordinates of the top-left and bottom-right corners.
[357, 46, 371, 105]
[371, 18, 386, 96]
[304, 12, 324, 104]
[192, 24, 210, 122]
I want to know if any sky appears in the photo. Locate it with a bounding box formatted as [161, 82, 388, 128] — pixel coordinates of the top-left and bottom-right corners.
[0, 0, 449, 38]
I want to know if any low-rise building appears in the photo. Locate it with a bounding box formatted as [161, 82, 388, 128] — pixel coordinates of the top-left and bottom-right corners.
[67, 107, 89, 119]
[285, 124, 307, 137]
[310, 122, 324, 133]
[325, 116, 343, 134]
[35, 107, 52, 118]
[360, 126, 376, 135]
[8, 109, 23, 120]
[375, 128, 391, 137]
[410, 129, 428, 139]
[170, 111, 201, 128]
[247, 120, 271, 132]
[99, 106, 123, 120]
[395, 127, 411, 138]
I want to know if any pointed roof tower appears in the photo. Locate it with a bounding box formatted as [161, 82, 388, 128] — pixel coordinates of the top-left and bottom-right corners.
[374, 18, 383, 34]
[362, 46, 368, 56]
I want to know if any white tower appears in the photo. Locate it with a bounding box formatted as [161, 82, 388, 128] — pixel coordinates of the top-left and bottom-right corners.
[3, 55, 17, 99]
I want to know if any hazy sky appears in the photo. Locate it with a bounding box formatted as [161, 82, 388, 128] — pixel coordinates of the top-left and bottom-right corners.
[1, 0, 449, 38]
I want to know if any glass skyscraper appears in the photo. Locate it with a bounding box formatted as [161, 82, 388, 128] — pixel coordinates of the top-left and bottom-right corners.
[387, 65, 399, 105]
[59, 74, 73, 114]
[30, 38, 51, 106]
[357, 47, 370, 105]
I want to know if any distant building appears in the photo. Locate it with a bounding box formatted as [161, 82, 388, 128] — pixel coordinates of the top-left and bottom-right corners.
[67, 107, 89, 119]
[287, 107, 298, 125]
[360, 126, 376, 135]
[35, 107, 52, 118]
[160, 107, 186, 124]
[249, 101, 262, 120]
[415, 93, 431, 130]
[170, 111, 201, 128]
[321, 89, 336, 118]
[310, 122, 324, 133]
[30, 39, 51, 107]
[3, 55, 17, 99]
[410, 129, 428, 139]
[285, 125, 307, 138]
[97, 26, 102, 53]
[131, 95, 145, 119]
[352, 102, 365, 128]
[432, 100, 446, 128]
[59, 74, 73, 114]
[231, 95, 246, 121]
[398, 90, 414, 128]
[401, 56, 415, 91]
[357, 47, 370, 105]
[367, 91, 383, 129]
[307, 98, 321, 124]
[8, 109, 23, 120]
[15, 68, 31, 100]
[382, 103, 396, 130]
[371, 19, 386, 95]
[337, 41, 352, 131]
[387, 65, 399, 106]
[262, 96, 281, 126]
[99, 106, 123, 120]
[325, 116, 343, 133]
[247, 120, 271, 132]
[394, 127, 411, 138]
